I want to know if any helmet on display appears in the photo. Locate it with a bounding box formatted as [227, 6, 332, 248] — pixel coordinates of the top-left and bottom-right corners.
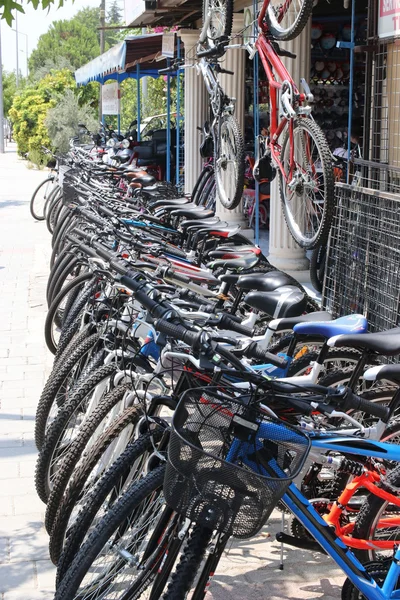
[311, 23, 323, 40]
[320, 33, 336, 50]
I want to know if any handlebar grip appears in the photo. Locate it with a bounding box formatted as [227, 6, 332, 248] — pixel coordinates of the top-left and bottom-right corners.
[158, 66, 176, 74]
[245, 342, 288, 369]
[153, 318, 203, 349]
[80, 208, 110, 230]
[343, 391, 390, 421]
[218, 314, 254, 337]
[119, 274, 167, 318]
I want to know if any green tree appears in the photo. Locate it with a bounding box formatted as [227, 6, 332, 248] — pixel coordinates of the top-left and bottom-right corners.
[107, 0, 121, 25]
[3, 69, 17, 116]
[28, 18, 100, 75]
[9, 68, 76, 160]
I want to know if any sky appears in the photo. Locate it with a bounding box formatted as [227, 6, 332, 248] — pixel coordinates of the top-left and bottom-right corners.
[1, 0, 118, 76]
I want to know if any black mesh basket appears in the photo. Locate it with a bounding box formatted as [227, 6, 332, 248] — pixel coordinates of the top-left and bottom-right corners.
[164, 388, 310, 539]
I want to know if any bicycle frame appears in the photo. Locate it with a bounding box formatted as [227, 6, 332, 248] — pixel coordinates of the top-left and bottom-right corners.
[236, 428, 400, 599]
[253, 2, 314, 186]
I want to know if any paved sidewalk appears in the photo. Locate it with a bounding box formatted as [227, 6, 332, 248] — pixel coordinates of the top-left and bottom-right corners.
[0, 144, 55, 599]
[0, 144, 343, 599]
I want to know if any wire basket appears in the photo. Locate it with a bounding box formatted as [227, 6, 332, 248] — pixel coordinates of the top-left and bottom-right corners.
[164, 387, 310, 538]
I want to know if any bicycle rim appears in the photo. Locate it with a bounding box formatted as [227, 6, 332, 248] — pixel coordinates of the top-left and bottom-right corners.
[215, 115, 245, 210]
[279, 118, 334, 249]
[202, 0, 233, 44]
[266, 0, 314, 41]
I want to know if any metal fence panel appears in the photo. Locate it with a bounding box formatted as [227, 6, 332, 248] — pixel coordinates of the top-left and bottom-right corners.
[323, 182, 400, 333]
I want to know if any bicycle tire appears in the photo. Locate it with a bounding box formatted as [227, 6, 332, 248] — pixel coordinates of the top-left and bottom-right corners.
[48, 257, 82, 309]
[310, 241, 327, 293]
[47, 249, 75, 306]
[202, 0, 233, 46]
[265, 0, 314, 41]
[35, 364, 115, 503]
[352, 454, 400, 563]
[44, 272, 94, 355]
[162, 525, 214, 600]
[35, 332, 101, 452]
[53, 466, 166, 600]
[30, 176, 55, 220]
[45, 384, 130, 538]
[214, 114, 245, 210]
[43, 184, 60, 222]
[46, 188, 62, 234]
[192, 164, 213, 205]
[49, 406, 148, 564]
[279, 117, 335, 249]
[55, 427, 165, 584]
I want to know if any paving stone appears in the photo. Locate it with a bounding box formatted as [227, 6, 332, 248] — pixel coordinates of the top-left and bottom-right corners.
[0, 561, 36, 592]
[34, 559, 56, 591]
[13, 494, 45, 516]
[0, 537, 10, 563]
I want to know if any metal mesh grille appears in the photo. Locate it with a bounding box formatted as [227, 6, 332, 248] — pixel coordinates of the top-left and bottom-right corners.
[164, 388, 310, 538]
[323, 182, 400, 336]
[358, 33, 400, 192]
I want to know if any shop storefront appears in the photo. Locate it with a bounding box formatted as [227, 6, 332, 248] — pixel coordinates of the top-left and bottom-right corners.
[323, 0, 400, 333]
[76, 0, 377, 277]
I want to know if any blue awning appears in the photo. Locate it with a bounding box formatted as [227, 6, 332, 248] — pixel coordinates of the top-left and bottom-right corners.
[75, 34, 172, 86]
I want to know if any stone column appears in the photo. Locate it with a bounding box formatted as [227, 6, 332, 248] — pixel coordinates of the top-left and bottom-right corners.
[214, 14, 248, 228]
[178, 30, 209, 195]
[267, 19, 311, 274]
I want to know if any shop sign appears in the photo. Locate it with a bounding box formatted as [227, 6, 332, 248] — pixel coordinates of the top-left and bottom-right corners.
[162, 33, 175, 58]
[379, 0, 400, 39]
[125, 0, 146, 26]
[102, 82, 120, 115]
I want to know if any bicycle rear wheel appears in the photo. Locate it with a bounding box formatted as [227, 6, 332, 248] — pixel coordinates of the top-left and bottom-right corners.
[266, 0, 314, 41]
[279, 117, 334, 249]
[214, 114, 245, 210]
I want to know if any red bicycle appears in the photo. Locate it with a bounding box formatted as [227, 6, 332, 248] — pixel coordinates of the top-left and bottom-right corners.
[202, 0, 335, 248]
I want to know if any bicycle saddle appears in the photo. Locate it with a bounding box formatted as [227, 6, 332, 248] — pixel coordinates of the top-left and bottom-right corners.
[293, 314, 368, 338]
[244, 286, 307, 319]
[129, 174, 157, 186]
[268, 311, 333, 333]
[180, 217, 221, 231]
[207, 254, 260, 270]
[328, 326, 400, 356]
[208, 246, 261, 259]
[171, 207, 215, 220]
[364, 363, 400, 383]
[150, 198, 191, 210]
[220, 270, 295, 292]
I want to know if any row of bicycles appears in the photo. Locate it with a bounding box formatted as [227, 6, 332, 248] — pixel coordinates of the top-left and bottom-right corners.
[29, 2, 400, 599]
[31, 134, 400, 600]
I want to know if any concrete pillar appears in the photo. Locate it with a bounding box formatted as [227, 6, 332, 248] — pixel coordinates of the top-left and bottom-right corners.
[178, 30, 209, 195]
[267, 19, 311, 274]
[214, 14, 247, 228]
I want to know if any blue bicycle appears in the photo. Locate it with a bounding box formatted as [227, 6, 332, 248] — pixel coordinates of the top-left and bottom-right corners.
[161, 376, 400, 600]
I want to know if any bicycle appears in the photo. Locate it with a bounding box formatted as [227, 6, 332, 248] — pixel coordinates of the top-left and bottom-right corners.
[249, 0, 335, 249]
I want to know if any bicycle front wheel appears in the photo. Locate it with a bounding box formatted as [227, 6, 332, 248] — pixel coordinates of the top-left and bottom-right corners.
[266, 0, 314, 41]
[279, 118, 334, 249]
[202, 0, 233, 45]
[30, 176, 55, 220]
[215, 115, 245, 210]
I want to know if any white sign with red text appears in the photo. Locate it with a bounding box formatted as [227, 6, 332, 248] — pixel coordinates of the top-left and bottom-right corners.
[379, 0, 400, 39]
[102, 82, 120, 115]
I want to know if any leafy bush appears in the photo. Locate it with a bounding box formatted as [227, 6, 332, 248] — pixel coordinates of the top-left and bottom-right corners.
[9, 69, 75, 162]
[46, 89, 98, 152]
